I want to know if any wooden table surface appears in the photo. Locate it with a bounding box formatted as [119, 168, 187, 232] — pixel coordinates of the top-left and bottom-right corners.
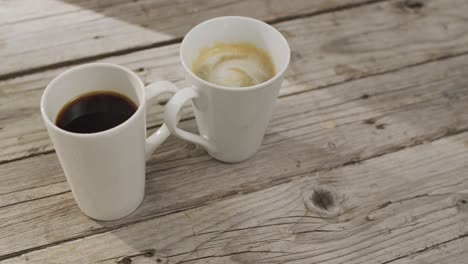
[1, 0, 468, 263]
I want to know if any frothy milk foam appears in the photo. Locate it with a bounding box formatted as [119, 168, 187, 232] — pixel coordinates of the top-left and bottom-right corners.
[192, 42, 276, 87]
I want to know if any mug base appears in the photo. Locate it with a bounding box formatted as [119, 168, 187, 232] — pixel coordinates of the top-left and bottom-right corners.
[208, 150, 258, 163]
[78, 190, 145, 221]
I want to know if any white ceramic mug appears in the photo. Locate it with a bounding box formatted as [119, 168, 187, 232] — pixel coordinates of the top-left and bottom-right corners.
[41, 63, 178, 220]
[164, 16, 290, 163]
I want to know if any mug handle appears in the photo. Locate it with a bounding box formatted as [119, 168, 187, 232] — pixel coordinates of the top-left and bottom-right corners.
[164, 86, 216, 154]
[144, 81, 179, 160]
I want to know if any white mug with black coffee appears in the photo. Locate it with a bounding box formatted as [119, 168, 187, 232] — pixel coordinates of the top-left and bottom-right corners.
[164, 16, 290, 162]
[41, 63, 178, 220]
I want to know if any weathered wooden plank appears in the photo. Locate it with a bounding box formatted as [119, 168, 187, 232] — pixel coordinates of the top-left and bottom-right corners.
[1, 49, 467, 258]
[2, 0, 468, 163]
[2, 131, 467, 263]
[0, 0, 81, 25]
[0, 0, 371, 77]
[389, 236, 468, 264]
[0, 0, 137, 26]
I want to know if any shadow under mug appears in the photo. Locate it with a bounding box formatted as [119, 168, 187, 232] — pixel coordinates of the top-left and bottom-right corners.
[164, 16, 291, 163]
[41, 63, 178, 221]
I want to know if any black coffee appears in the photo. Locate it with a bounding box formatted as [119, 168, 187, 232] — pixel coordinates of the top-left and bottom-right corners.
[56, 91, 137, 134]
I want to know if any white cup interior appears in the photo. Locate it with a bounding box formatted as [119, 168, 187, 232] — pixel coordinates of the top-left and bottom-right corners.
[41, 63, 143, 126]
[180, 16, 290, 83]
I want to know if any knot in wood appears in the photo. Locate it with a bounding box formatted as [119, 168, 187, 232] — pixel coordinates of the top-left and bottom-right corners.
[116, 257, 132, 264]
[155, 256, 168, 264]
[142, 249, 156, 257]
[115, 249, 165, 264]
[304, 186, 344, 218]
[312, 188, 334, 210]
[401, 0, 424, 10]
[456, 194, 468, 212]
[361, 93, 370, 99]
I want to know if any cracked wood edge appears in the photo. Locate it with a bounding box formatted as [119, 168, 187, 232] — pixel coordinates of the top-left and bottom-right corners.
[0, 0, 375, 78]
[384, 235, 468, 264]
[1, 130, 468, 263]
[1, 49, 468, 258]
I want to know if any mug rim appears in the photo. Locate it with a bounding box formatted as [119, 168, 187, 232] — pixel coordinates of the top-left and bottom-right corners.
[40, 63, 146, 138]
[180, 16, 291, 92]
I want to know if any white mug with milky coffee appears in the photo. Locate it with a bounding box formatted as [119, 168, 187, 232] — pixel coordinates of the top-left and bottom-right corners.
[164, 16, 290, 162]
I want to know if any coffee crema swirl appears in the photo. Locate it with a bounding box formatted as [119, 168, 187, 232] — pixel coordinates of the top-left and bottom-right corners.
[192, 42, 276, 88]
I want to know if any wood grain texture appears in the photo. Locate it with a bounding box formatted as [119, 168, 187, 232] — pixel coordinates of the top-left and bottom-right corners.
[0, 0, 136, 25]
[3, 0, 468, 163]
[2, 131, 467, 263]
[2, 0, 468, 261]
[0, 0, 372, 77]
[1, 50, 467, 259]
[389, 236, 468, 264]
